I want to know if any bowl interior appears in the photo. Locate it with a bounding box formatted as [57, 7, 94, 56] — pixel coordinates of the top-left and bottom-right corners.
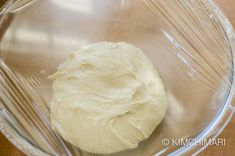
[0, 0, 233, 155]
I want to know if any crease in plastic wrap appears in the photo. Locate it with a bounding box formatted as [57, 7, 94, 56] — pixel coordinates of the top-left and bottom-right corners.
[144, 0, 235, 152]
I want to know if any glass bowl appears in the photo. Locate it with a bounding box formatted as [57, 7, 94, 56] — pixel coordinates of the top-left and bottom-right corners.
[0, 0, 234, 155]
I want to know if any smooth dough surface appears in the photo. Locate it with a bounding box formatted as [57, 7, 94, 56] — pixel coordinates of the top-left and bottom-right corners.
[50, 42, 167, 154]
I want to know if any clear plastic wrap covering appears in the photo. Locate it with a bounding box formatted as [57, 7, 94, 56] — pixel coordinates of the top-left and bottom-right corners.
[0, 0, 234, 156]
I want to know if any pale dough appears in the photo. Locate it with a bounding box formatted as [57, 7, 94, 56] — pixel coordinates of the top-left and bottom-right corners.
[50, 42, 168, 154]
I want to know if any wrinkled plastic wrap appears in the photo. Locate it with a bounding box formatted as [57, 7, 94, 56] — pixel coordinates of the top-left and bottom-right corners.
[0, 0, 234, 156]
[144, 0, 235, 155]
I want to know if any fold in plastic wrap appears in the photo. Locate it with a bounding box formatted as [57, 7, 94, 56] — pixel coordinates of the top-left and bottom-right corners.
[144, 0, 235, 155]
[145, 0, 234, 89]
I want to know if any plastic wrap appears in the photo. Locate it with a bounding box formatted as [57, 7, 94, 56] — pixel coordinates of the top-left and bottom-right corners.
[0, 0, 234, 156]
[144, 0, 235, 155]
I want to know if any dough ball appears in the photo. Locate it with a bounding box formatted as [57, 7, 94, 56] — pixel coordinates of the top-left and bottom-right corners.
[50, 42, 167, 154]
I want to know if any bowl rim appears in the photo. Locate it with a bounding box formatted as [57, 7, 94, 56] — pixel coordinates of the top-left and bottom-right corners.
[166, 1, 235, 155]
[167, 41, 235, 155]
[0, 0, 52, 155]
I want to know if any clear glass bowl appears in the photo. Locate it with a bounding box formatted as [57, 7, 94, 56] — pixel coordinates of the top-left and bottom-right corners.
[0, 0, 234, 155]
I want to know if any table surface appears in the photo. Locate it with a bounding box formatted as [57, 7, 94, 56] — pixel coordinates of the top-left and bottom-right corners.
[0, 0, 234, 156]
